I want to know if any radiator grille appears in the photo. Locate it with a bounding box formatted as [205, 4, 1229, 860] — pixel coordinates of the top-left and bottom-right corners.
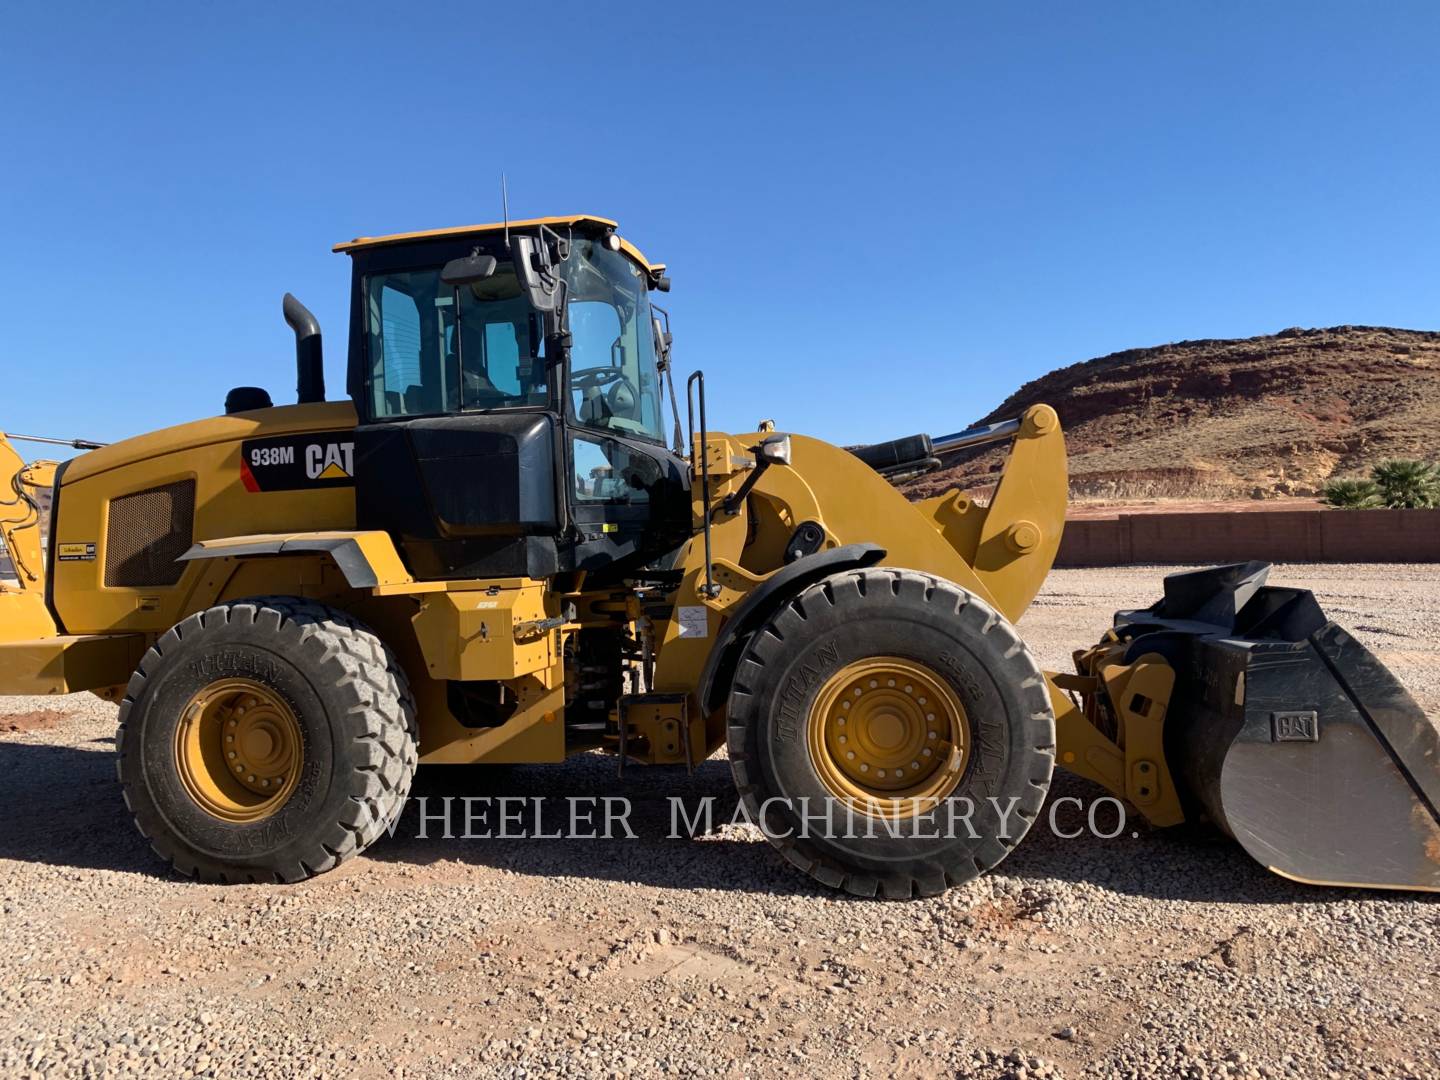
[103, 480, 196, 588]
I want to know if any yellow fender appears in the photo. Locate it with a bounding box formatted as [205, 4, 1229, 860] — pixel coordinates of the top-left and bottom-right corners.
[653, 405, 1068, 750]
[178, 530, 415, 591]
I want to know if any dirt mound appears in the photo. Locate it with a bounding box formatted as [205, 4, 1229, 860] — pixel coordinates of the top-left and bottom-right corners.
[903, 326, 1440, 502]
[3, 709, 69, 734]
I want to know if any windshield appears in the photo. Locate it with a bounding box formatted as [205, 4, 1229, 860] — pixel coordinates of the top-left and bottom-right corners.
[364, 262, 548, 418]
[561, 238, 665, 443]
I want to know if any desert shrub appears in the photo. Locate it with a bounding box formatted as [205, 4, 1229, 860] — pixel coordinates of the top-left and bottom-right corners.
[1370, 458, 1440, 509]
[1323, 477, 1382, 509]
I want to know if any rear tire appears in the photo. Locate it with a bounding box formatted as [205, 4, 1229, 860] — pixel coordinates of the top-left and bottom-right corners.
[116, 597, 418, 883]
[727, 568, 1055, 899]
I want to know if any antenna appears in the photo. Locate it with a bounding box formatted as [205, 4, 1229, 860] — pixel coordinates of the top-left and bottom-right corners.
[502, 173, 511, 251]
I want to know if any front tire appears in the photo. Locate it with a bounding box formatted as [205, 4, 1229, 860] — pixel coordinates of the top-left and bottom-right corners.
[116, 597, 418, 883]
[727, 568, 1055, 899]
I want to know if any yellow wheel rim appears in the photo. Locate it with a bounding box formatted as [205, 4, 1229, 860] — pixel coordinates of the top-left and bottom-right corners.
[174, 678, 303, 823]
[807, 657, 969, 819]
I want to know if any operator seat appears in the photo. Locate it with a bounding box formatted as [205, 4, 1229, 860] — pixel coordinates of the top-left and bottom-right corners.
[462, 367, 509, 409]
[579, 389, 612, 425]
[578, 380, 638, 425]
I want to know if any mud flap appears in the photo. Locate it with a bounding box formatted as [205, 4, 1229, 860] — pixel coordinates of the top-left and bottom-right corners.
[1115, 563, 1440, 893]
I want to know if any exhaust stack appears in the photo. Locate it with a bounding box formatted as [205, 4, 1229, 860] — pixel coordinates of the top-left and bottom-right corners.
[283, 293, 325, 404]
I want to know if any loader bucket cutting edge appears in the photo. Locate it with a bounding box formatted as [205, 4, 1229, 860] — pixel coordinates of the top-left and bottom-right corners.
[1115, 562, 1440, 893]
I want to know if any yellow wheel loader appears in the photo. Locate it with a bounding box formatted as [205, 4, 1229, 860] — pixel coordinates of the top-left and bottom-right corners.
[1, 214, 1436, 896]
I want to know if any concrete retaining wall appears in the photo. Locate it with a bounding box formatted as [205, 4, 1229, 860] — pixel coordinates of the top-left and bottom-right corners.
[1056, 508, 1440, 567]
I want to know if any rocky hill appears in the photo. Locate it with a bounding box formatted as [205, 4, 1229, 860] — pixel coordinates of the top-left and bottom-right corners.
[903, 326, 1440, 503]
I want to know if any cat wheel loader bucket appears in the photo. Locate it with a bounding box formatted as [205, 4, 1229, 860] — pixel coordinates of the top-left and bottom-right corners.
[1106, 562, 1440, 892]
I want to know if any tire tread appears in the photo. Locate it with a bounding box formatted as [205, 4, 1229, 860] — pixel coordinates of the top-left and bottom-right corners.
[115, 596, 418, 884]
[726, 567, 1055, 900]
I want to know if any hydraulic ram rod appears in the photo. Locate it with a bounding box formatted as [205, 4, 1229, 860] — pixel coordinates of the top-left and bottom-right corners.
[5, 433, 107, 450]
[849, 415, 1025, 476]
[930, 417, 1022, 455]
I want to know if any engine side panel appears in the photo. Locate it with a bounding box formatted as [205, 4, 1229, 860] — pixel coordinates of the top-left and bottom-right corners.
[51, 403, 358, 635]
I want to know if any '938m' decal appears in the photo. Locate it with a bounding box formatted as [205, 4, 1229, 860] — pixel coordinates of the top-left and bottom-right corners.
[240, 435, 356, 492]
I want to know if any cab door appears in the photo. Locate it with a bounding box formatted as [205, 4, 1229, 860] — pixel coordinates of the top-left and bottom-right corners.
[565, 430, 690, 579]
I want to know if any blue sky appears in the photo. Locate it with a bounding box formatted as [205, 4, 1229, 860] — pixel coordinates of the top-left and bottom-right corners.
[4, 2, 1438, 459]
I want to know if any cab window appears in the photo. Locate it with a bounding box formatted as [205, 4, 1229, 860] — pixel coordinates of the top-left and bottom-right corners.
[561, 239, 665, 443]
[365, 264, 546, 418]
[572, 435, 658, 504]
[367, 271, 449, 417]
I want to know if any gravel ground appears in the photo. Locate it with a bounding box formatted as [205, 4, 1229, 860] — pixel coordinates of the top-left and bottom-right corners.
[1, 564, 1437, 1079]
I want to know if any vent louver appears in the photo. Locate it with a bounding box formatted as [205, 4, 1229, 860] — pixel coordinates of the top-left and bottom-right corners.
[103, 479, 195, 588]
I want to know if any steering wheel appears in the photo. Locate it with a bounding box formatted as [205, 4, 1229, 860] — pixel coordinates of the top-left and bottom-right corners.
[570, 366, 629, 391]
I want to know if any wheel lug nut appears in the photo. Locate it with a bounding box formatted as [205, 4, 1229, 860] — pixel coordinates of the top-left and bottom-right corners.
[228, 751, 236, 759]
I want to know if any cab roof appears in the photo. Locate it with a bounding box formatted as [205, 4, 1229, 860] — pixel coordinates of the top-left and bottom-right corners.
[332, 214, 664, 273]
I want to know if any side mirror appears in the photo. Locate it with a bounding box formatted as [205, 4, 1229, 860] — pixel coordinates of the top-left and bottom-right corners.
[440, 253, 497, 286]
[513, 235, 561, 313]
[651, 316, 674, 369]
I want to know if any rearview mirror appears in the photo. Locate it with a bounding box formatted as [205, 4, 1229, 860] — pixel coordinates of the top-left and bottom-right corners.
[512, 235, 561, 313]
[440, 254, 497, 286]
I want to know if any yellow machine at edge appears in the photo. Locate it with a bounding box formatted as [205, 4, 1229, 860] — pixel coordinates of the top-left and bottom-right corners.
[1, 214, 1436, 897]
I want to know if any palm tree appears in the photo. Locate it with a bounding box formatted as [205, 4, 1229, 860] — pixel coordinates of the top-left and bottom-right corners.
[1323, 477, 1382, 509]
[1371, 459, 1440, 509]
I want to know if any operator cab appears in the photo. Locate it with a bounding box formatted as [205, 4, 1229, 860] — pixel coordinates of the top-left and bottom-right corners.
[336, 216, 690, 583]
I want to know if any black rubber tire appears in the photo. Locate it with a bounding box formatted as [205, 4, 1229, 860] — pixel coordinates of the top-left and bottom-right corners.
[116, 597, 418, 884]
[727, 568, 1055, 899]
